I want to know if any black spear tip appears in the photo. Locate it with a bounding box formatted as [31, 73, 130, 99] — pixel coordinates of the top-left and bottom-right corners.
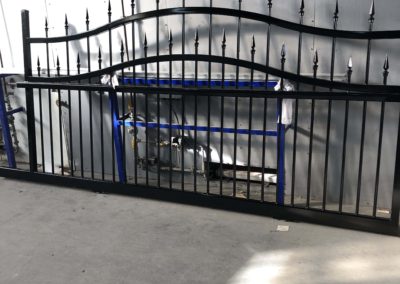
[37, 57, 40, 67]
[77, 53, 80, 64]
[121, 40, 124, 52]
[268, 0, 273, 9]
[98, 47, 102, 58]
[108, 0, 112, 13]
[281, 43, 286, 58]
[45, 17, 48, 28]
[65, 14, 68, 27]
[222, 29, 226, 43]
[313, 49, 319, 65]
[251, 35, 256, 49]
[169, 29, 173, 43]
[300, 0, 305, 15]
[56, 56, 60, 66]
[131, 0, 135, 9]
[334, 0, 339, 19]
[384, 54, 389, 70]
[86, 8, 89, 21]
[195, 29, 199, 42]
[369, 0, 375, 17]
[144, 33, 148, 46]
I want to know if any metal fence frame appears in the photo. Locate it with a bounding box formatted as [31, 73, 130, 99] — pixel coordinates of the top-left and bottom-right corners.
[0, 0, 399, 236]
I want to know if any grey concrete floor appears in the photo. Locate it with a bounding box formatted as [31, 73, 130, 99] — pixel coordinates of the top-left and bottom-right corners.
[0, 177, 399, 284]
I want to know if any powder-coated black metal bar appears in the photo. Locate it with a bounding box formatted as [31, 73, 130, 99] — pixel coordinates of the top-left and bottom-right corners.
[98, 49, 105, 180]
[131, 1, 138, 185]
[206, 0, 213, 195]
[156, 0, 161, 188]
[323, 2, 339, 210]
[37, 59, 45, 173]
[21, 10, 37, 173]
[181, 0, 186, 192]
[86, 10, 94, 180]
[56, 57, 64, 175]
[77, 55, 84, 178]
[233, 0, 242, 197]
[307, 50, 318, 208]
[144, 34, 149, 186]
[291, 0, 304, 207]
[169, 30, 173, 190]
[194, 30, 199, 193]
[65, 16, 74, 177]
[373, 101, 386, 217]
[220, 29, 226, 196]
[246, 35, 255, 198]
[44, 17, 54, 174]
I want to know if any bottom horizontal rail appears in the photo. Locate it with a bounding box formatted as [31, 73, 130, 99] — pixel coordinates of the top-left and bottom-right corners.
[0, 167, 398, 237]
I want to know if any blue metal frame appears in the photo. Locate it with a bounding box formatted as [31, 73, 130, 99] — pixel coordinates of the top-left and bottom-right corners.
[109, 90, 127, 183]
[0, 75, 17, 168]
[111, 78, 285, 200]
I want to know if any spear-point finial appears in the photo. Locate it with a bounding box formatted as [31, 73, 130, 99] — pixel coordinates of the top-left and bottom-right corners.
[313, 49, 319, 66]
[281, 42, 286, 59]
[194, 29, 199, 52]
[37, 57, 41, 73]
[334, 0, 339, 22]
[383, 54, 389, 85]
[268, 0, 273, 9]
[45, 17, 48, 31]
[98, 47, 102, 68]
[86, 9, 90, 27]
[300, 0, 305, 16]
[144, 33, 148, 49]
[77, 53, 81, 69]
[169, 29, 173, 44]
[251, 35, 256, 56]
[369, 0, 375, 23]
[65, 14, 69, 29]
[108, 0, 112, 21]
[120, 40, 125, 61]
[347, 56, 353, 83]
[56, 55, 60, 75]
[222, 29, 226, 49]
[383, 54, 389, 71]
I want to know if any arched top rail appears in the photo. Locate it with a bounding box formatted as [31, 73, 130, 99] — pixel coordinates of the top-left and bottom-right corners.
[27, 7, 400, 44]
[27, 54, 400, 94]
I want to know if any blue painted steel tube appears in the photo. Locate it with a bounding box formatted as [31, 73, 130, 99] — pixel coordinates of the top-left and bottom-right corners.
[119, 121, 278, 137]
[122, 78, 278, 89]
[109, 91, 127, 183]
[0, 77, 16, 168]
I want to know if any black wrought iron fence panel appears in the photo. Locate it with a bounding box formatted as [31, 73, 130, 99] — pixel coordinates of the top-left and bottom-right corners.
[1, 0, 398, 235]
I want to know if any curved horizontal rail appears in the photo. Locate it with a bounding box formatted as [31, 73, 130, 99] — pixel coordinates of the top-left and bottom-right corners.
[27, 54, 400, 93]
[28, 7, 400, 44]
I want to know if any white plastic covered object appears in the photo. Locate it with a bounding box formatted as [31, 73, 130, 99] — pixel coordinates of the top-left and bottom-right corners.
[101, 73, 119, 89]
[274, 79, 294, 125]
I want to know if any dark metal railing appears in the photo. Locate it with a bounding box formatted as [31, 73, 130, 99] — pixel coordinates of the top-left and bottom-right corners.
[0, 0, 398, 235]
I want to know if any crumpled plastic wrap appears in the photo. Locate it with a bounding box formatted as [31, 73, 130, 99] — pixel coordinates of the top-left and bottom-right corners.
[100, 73, 119, 89]
[274, 79, 295, 125]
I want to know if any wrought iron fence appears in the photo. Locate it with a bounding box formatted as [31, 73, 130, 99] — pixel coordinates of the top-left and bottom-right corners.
[0, 0, 399, 235]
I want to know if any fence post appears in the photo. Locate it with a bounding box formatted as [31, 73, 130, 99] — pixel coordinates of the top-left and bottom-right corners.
[391, 113, 400, 227]
[21, 10, 37, 172]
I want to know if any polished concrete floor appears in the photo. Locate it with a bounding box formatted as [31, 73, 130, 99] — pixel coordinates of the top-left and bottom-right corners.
[0, 177, 399, 284]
